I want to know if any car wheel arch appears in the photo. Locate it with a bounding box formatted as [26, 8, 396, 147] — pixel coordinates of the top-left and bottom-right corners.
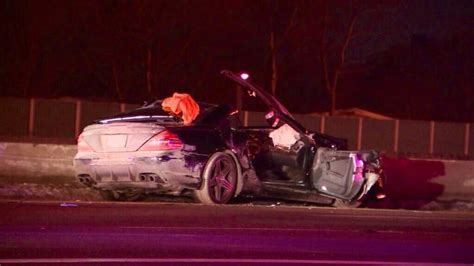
[195, 149, 242, 204]
[200, 149, 243, 196]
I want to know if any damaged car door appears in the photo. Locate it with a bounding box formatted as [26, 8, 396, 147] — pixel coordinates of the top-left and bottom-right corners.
[221, 70, 381, 204]
[311, 149, 364, 200]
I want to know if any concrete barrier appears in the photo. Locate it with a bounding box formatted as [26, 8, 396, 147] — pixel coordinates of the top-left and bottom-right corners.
[435, 160, 474, 200]
[381, 157, 474, 204]
[0, 142, 75, 179]
[0, 141, 473, 205]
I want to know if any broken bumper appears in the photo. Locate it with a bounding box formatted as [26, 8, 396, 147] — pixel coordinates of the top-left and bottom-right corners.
[73, 151, 205, 191]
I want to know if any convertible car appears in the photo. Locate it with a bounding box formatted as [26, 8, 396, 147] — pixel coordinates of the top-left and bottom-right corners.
[74, 70, 384, 207]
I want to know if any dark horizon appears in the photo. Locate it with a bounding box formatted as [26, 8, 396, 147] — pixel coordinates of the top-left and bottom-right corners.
[1, 0, 473, 122]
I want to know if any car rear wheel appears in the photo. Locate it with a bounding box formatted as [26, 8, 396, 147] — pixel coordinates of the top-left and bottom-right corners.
[195, 152, 238, 204]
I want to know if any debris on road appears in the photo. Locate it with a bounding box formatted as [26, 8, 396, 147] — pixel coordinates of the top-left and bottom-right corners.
[60, 202, 79, 207]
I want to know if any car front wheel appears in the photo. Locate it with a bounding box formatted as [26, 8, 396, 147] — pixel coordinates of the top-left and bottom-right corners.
[194, 152, 238, 204]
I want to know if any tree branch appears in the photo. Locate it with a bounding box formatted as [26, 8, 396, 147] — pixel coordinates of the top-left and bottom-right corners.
[276, 4, 299, 50]
[319, 2, 330, 92]
[332, 11, 357, 92]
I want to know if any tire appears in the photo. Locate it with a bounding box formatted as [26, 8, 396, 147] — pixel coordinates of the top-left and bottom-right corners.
[194, 152, 238, 204]
[332, 198, 362, 208]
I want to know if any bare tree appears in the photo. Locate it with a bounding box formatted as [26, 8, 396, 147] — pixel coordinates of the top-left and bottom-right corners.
[132, 0, 194, 98]
[112, 66, 123, 100]
[319, 1, 362, 115]
[268, 1, 299, 96]
[270, 30, 277, 96]
[319, 0, 398, 115]
[84, 0, 195, 100]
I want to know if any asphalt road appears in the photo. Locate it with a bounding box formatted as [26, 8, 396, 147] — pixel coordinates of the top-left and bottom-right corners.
[0, 201, 473, 265]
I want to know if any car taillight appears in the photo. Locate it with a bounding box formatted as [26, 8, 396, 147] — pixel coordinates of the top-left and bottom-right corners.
[139, 130, 184, 151]
[77, 133, 94, 152]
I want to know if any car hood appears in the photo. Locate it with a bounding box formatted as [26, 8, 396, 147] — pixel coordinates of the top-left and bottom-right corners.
[221, 70, 306, 133]
[221, 70, 293, 119]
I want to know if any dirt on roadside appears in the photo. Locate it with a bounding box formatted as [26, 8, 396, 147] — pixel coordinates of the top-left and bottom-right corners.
[0, 183, 102, 201]
[0, 176, 473, 211]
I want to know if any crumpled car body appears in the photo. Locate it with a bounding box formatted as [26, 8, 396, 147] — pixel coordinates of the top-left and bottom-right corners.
[73, 70, 384, 206]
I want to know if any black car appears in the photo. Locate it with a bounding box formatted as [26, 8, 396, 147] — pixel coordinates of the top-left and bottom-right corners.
[74, 70, 383, 207]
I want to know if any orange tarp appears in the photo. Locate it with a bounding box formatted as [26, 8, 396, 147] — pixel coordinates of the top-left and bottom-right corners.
[162, 93, 200, 124]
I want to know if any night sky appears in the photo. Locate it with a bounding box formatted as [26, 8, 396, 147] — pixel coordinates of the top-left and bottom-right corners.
[1, 0, 473, 121]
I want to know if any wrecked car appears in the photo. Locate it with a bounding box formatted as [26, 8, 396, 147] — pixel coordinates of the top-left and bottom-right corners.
[73, 70, 384, 207]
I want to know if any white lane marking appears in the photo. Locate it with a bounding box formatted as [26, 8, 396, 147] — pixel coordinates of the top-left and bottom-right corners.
[1, 200, 473, 221]
[116, 226, 459, 236]
[0, 258, 460, 265]
[0, 225, 461, 239]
